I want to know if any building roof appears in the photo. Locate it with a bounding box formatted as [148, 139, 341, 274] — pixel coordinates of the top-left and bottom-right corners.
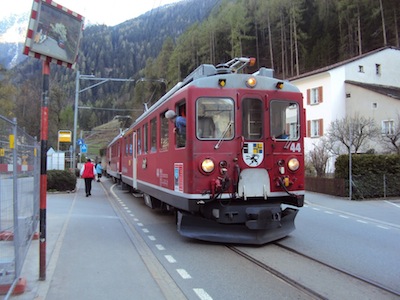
[345, 80, 400, 100]
[289, 46, 400, 81]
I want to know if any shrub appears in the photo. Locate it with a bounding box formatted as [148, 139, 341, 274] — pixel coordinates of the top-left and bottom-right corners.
[335, 154, 400, 199]
[335, 154, 400, 178]
[47, 170, 77, 192]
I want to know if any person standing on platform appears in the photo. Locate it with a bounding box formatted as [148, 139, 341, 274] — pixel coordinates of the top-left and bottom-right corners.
[95, 162, 103, 182]
[80, 158, 96, 197]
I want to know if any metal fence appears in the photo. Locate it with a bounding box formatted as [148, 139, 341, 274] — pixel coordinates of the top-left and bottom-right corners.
[0, 115, 40, 297]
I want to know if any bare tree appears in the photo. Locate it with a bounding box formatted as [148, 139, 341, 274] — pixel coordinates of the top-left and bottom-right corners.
[307, 137, 331, 177]
[326, 114, 379, 155]
[381, 113, 400, 154]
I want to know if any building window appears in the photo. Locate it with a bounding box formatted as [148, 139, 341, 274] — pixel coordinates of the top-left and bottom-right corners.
[307, 86, 323, 105]
[376, 64, 381, 75]
[307, 119, 324, 137]
[359, 65, 364, 73]
[382, 120, 394, 135]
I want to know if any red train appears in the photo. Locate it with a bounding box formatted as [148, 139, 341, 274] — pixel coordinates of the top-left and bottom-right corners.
[106, 57, 305, 244]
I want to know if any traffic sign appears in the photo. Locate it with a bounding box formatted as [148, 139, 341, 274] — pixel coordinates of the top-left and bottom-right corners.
[77, 138, 84, 146]
[80, 144, 87, 153]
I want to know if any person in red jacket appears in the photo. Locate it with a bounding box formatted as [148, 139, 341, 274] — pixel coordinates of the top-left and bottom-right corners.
[80, 158, 96, 197]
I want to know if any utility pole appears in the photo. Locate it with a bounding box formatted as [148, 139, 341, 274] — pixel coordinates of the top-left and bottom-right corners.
[72, 72, 136, 168]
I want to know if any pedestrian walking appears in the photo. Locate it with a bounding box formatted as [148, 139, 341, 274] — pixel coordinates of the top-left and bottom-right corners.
[80, 158, 96, 197]
[95, 162, 103, 182]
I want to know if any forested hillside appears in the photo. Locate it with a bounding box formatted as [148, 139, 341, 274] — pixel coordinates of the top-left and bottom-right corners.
[0, 0, 399, 151]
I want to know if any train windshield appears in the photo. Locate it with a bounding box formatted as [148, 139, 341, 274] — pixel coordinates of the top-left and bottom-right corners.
[270, 100, 299, 140]
[196, 97, 234, 140]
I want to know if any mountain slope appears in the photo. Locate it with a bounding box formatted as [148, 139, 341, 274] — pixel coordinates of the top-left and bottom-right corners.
[0, 13, 29, 68]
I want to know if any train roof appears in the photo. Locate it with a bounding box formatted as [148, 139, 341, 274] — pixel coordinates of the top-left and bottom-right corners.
[107, 129, 125, 147]
[130, 57, 300, 129]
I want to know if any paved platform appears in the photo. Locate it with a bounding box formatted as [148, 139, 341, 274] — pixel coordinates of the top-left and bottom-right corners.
[10, 179, 168, 300]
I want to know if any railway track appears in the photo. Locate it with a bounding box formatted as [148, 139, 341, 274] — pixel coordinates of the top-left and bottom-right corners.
[228, 243, 400, 300]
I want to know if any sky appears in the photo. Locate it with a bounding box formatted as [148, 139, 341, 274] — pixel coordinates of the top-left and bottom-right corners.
[1, 0, 181, 26]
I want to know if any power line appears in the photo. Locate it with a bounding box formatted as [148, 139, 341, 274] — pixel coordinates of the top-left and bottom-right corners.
[78, 106, 143, 112]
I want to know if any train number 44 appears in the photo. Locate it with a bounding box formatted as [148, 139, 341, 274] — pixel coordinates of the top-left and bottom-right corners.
[289, 142, 301, 152]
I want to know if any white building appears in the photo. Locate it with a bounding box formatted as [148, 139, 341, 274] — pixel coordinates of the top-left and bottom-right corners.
[289, 46, 400, 173]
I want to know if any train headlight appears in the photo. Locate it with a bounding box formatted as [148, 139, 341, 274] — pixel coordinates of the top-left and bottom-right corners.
[246, 77, 257, 88]
[288, 158, 300, 172]
[201, 159, 215, 173]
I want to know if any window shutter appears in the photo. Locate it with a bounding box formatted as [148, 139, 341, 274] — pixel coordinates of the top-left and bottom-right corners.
[307, 89, 310, 105]
[318, 86, 323, 103]
[307, 120, 311, 137]
[319, 119, 324, 135]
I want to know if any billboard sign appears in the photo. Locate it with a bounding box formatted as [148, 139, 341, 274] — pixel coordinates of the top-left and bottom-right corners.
[23, 0, 84, 68]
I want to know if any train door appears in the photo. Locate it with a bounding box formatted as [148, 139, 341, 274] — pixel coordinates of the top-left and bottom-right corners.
[132, 131, 137, 189]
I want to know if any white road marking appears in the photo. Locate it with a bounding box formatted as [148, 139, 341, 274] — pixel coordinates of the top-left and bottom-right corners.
[324, 211, 333, 214]
[165, 255, 176, 263]
[385, 200, 400, 209]
[148, 235, 156, 241]
[193, 288, 213, 300]
[308, 204, 400, 230]
[177, 269, 191, 279]
[377, 225, 389, 230]
[142, 228, 149, 233]
[137, 223, 143, 226]
[156, 244, 165, 251]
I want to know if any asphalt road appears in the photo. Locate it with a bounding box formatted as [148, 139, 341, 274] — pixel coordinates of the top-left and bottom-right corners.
[107, 181, 400, 299]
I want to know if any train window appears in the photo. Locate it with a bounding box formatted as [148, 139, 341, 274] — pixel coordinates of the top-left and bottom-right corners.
[143, 123, 148, 153]
[270, 101, 299, 140]
[137, 128, 142, 155]
[150, 117, 157, 152]
[242, 98, 263, 139]
[176, 102, 186, 147]
[129, 133, 133, 155]
[160, 111, 169, 151]
[196, 97, 234, 140]
[124, 136, 129, 156]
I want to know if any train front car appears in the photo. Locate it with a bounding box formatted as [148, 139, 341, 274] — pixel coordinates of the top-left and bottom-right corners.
[178, 58, 305, 244]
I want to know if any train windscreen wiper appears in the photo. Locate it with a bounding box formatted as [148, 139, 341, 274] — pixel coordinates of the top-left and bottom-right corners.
[214, 121, 233, 150]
